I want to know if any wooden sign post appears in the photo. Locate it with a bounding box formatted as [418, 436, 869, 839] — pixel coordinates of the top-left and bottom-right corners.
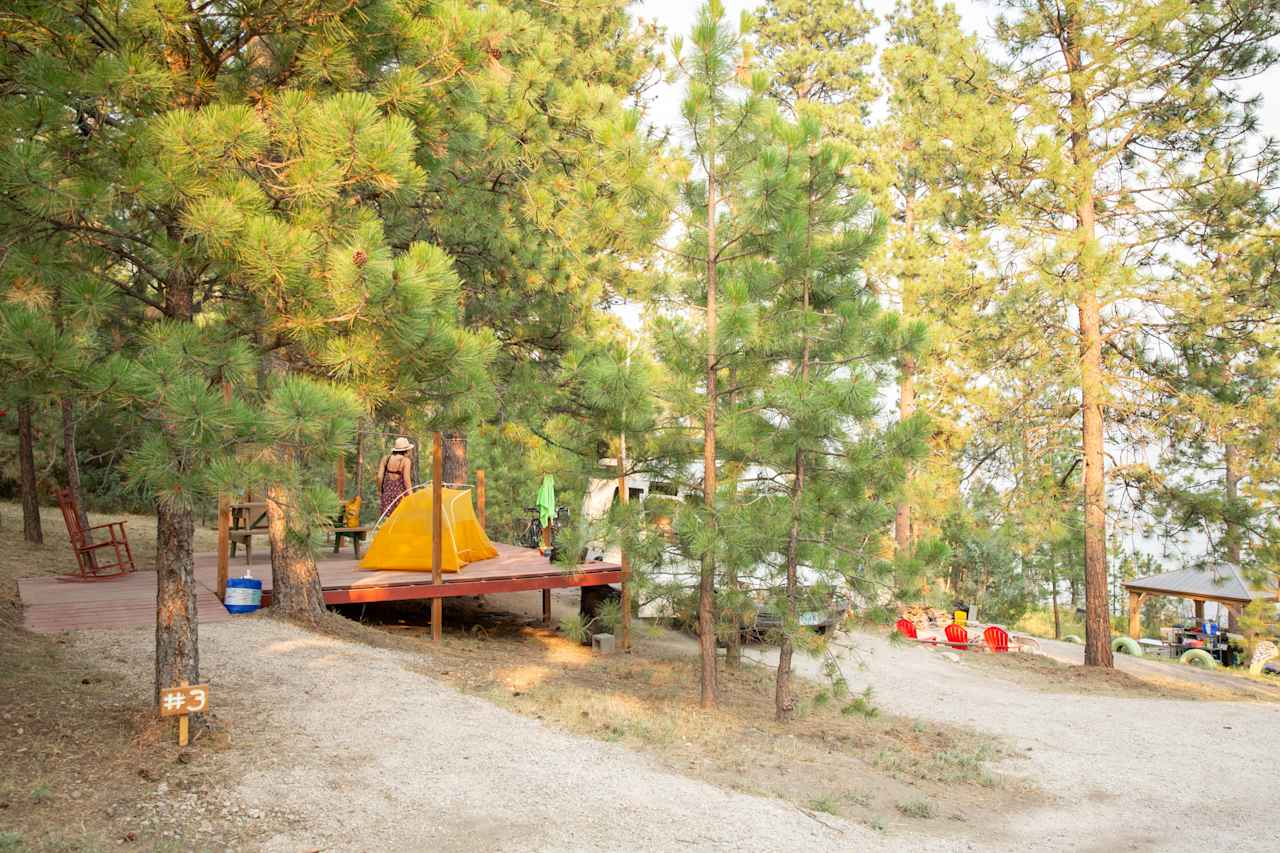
[159, 683, 210, 747]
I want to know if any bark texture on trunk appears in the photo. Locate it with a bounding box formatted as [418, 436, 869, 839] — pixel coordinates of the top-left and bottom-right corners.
[894, 356, 915, 557]
[698, 164, 719, 709]
[18, 401, 43, 544]
[265, 480, 326, 623]
[154, 502, 198, 703]
[154, 250, 202, 706]
[1224, 443, 1241, 566]
[442, 432, 468, 485]
[894, 196, 917, 560]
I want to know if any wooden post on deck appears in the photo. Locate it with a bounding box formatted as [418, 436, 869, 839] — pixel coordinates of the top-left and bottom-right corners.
[476, 469, 486, 532]
[618, 436, 631, 652]
[217, 379, 233, 601]
[216, 496, 231, 601]
[1127, 590, 1143, 639]
[431, 432, 444, 643]
[336, 452, 346, 502]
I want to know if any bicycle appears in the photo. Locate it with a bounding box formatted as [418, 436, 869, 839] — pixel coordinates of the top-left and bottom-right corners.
[519, 505, 571, 552]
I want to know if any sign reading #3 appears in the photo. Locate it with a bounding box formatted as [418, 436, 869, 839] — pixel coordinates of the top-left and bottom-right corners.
[159, 684, 210, 717]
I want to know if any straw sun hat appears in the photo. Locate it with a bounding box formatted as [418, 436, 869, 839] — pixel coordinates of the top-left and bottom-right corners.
[392, 437, 414, 452]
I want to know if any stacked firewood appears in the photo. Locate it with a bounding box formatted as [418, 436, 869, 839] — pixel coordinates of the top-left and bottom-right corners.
[897, 604, 949, 627]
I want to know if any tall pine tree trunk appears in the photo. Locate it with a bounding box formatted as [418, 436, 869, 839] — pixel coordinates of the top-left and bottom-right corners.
[895, 358, 915, 555]
[265, 476, 327, 623]
[18, 401, 43, 544]
[699, 163, 719, 709]
[1067, 31, 1113, 667]
[778, 169, 815, 723]
[1050, 562, 1061, 640]
[1224, 443, 1242, 632]
[894, 196, 917, 559]
[1224, 443, 1242, 565]
[442, 432, 467, 484]
[155, 501, 198, 702]
[154, 248, 202, 704]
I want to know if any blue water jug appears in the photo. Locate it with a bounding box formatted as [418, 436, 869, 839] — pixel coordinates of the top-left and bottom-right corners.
[224, 571, 262, 614]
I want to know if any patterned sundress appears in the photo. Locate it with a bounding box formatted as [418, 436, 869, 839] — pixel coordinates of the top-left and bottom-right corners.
[379, 456, 410, 516]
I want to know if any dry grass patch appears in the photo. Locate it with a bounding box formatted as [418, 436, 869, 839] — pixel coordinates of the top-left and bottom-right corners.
[962, 646, 1278, 702]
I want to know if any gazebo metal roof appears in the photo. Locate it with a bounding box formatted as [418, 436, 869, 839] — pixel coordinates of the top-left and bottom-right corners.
[1122, 563, 1268, 604]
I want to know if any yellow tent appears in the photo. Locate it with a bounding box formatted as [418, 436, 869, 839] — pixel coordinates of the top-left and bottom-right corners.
[359, 487, 498, 572]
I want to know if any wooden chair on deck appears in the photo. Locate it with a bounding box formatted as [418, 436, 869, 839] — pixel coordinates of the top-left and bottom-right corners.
[57, 488, 135, 580]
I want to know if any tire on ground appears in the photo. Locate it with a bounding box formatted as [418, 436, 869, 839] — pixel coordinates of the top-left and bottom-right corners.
[1111, 636, 1143, 656]
[1179, 648, 1216, 668]
[1063, 634, 1082, 645]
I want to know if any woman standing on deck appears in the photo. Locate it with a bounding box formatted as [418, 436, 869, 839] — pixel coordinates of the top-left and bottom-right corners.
[377, 437, 414, 516]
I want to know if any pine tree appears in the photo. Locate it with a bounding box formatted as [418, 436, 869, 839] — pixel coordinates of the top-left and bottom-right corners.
[734, 116, 925, 720]
[992, 0, 1280, 666]
[665, 0, 772, 708]
[98, 322, 255, 701]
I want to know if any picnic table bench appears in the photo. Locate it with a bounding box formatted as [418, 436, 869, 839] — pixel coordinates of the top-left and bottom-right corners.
[332, 526, 371, 558]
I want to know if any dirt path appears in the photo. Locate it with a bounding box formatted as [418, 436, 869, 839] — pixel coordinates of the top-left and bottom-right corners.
[747, 630, 1280, 853]
[85, 618, 966, 853]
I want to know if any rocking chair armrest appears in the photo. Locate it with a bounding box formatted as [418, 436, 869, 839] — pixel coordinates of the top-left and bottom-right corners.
[77, 539, 124, 552]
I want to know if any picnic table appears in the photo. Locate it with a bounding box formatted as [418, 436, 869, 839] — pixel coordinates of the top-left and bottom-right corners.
[229, 501, 269, 564]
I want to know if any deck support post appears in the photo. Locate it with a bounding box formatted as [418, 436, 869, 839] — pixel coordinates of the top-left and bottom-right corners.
[617, 436, 631, 652]
[336, 452, 346, 503]
[1127, 590, 1144, 639]
[476, 469, 486, 532]
[431, 432, 443, 643]
[542, 588, 552, 626]
[216, 496, 231, 601]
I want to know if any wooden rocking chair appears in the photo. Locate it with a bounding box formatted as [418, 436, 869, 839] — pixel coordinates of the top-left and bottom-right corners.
[57, 488, 135, 580]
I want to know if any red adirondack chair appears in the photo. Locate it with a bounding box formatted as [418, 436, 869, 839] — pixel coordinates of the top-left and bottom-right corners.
[895, 618, 918, 639]
[58, 488, 135, 580]
[944, 622, 974, 650]
[983, 625, 1011, 653]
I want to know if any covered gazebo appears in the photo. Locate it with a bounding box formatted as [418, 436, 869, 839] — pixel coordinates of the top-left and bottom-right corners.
[1123, 563, 1275, 639]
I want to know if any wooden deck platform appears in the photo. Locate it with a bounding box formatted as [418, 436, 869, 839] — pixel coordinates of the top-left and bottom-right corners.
[18, 543, 621, 633]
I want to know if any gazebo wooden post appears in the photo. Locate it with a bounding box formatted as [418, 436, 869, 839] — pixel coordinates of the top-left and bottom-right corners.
[216, 496, 231, 601]
[618, 437, 631, 652]
[1128, 590, 1144, 639]
[1194, 599, 1205, 623]
[476, 469, 486, 531]
[431, 432, 444, 643]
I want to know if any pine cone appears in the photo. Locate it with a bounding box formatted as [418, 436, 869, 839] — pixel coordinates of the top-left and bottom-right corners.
[353, 249, 368, 268]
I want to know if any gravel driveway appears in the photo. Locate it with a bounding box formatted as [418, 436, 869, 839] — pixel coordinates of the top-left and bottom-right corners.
[89, 618, 968, 853]
[85, 615, 1280, 852]
[748, 630, 1280, 853]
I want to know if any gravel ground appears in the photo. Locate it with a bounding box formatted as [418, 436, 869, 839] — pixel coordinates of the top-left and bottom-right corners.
[86, 618, 967, 853]
[748, 630, 1280, 853]
[82, 614, 1280, 852]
